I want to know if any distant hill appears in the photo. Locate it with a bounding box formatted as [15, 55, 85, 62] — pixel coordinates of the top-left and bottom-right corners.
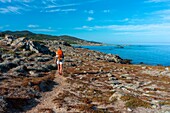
[0, 30, 102, 45]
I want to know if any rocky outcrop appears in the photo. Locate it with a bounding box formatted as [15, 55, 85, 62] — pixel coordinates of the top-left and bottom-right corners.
[0, 54, 3, 63]
[105, 54, 123, 63]
[1, 35, 52, 54]
[26, 41, 51, 54]
[11, 37, 28, 47]
[4, 35, 16, 45]
[0, 61, 18, 72]
[105, 54, 131, 64]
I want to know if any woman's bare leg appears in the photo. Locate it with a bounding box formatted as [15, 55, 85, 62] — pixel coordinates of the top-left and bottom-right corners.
[59, 64, 63, 75]
[58, 64, 60, 74]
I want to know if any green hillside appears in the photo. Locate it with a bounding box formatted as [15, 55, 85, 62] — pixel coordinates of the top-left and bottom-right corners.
[0, 30, 102, 45]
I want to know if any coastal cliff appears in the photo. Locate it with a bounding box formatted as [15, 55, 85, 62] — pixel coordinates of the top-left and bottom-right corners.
[0, 35, 170, 113]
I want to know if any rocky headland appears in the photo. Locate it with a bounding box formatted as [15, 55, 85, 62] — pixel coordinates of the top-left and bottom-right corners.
[0, 34, 170, 113]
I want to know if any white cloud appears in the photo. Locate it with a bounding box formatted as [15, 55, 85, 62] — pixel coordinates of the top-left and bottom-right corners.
[145, 0, 170, 3]
[45, 9, 59, 12]
[61, 9, 76, 12]
[75, 23, 170, 39]
[15, 0, 33, 2]
[85, 10, 94, 14]
[23, 0, 32, 2]
[28, 25, 55, 32]
[162, 16, 170, 20]
[44, 0, 101, 8]
[0, 6, 21, 14]
[45, 5, 57, 8]
[0, 0, 11, 3]
[32, 28, 55, 32]
[45, 9, 58, 12]
[0, 0, 33, 3]
[28, 24, 39, 28]
[45, 3, 79, 8]
[87, 17, 94, 21]
[152, 9, 170, 20]
[45, 8, 76, 13]
[47, 0, 57, 4]
[75, 23, 170, 32]
[154, 9, 170, 14]
[77, 25, 93, 31]
[122, 18, 129, 22]
[0, 0, 102, 14]
[103, 10, 110, 13]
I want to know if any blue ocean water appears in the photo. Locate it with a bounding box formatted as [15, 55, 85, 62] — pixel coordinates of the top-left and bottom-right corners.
[79, 45, 170, 66]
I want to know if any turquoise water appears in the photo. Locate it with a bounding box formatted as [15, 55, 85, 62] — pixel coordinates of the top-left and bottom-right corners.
[79, 45, 170, 66]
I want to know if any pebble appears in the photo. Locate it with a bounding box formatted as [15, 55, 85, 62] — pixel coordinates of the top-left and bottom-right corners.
[107, 73, 112, 77]
[120, 74, 130, 78]
[127, 108, 133, 112]
[142, 67, 146, 69]
[165, 67, 169, 71]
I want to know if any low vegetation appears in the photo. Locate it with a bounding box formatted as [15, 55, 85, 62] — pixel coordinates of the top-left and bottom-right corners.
[0, 30, 102, 45]
[121, 95, 151, 108]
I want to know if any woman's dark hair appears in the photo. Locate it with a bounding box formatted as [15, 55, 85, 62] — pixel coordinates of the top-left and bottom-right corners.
[59, 46, 61, 49]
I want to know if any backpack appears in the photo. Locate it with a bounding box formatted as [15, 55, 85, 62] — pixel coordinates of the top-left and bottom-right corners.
[62, 53, 64, 59]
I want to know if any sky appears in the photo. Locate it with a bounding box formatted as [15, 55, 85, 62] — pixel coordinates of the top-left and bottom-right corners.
[0, 0, 170, 44]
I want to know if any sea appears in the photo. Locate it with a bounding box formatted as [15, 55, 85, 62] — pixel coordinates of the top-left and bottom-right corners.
[77, 45, 170, 66]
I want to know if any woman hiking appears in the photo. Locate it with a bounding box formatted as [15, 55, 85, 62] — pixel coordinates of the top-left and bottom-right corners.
[55, 46, 64, 75]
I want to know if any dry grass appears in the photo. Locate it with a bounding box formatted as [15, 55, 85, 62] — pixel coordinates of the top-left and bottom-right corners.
[159, 101, 170, 106]
[0, 87, 8, 95]
[39, 108, 54, 113]
[22, 72, 55, 87]
[121, 95, 151, 108]
[70, 104, 110, 113]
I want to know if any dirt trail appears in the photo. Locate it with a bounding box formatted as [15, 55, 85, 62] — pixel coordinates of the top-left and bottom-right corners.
[26, 73, 68, 113]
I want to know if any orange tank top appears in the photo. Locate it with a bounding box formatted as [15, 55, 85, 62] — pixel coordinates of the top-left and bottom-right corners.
[57, 49, 63, 60]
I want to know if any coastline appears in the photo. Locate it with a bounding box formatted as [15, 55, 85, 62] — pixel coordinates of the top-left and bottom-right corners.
[75, 44, 170, 67]
[71, 43, 104, 46]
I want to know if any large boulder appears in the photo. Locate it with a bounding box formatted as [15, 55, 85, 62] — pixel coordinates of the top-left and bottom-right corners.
[114, 55, 122, 63]
[26, 41, 52, 54]
[11, 65, 27, 73]
[26, 41, 39, 53]
[0, 54, 3, 63]
[105, 54, 131, 64]
[11, 37, 28, 48]
[1, 54, 15, 60]
[4, 35, 16, 45]
[105, 54, 122, 63]
[0, 61, 18, 72]
[2, 36, 52, 54]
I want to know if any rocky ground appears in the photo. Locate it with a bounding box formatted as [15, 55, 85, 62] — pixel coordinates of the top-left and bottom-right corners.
[0, 35, 170, 113]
